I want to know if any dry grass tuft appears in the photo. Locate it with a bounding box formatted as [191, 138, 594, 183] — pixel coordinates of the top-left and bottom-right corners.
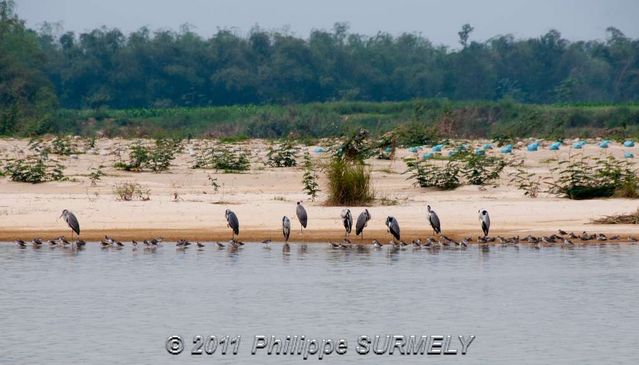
[592, 209, 639, 224]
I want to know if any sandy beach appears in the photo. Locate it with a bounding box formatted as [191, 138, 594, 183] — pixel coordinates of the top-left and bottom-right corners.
[1, 137, 638, 242]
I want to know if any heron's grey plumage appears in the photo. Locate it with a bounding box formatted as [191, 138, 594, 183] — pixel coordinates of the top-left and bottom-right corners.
[60, 209, 80, 237]
[427, 205, 441, 235]
[385, 216, 400, 240]
[296, 201, 307, 232]
[355, 209, 371, 238]
[225, 209, 239, 238]
[479, 209, 490, 237]
[282, 216, 291, 242]
[341, 209, 352, 236]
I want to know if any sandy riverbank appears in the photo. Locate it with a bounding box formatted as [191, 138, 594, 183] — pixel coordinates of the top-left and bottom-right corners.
[1, 137, 638, 242]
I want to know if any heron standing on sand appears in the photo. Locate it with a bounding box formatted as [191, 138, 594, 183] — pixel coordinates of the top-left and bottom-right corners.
[282, 216, 291, 243]
[296, 201, 307, 233]
[225, 209, 239, 240]
[355, 209, 371, 239]
[479, 209, 490, 237]
[341, 209, 352, 237]
[427, 205, 441, 235]
[59, 209, 80, 240]
[385, 216, 400, 241]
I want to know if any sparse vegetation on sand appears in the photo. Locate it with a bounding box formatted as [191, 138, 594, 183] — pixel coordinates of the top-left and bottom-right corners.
[113, 182, 150, 201]
[592, 209, 639, 224]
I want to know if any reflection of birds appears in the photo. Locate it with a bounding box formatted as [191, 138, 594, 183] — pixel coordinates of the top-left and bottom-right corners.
[478, 209, 490, 237]
[60, 210, 80, 240]
[225, 209, 239, 240]
[282, 216, 291, 243]
[427, 205, 441, 235]
[340, 209, 353, 237]
[385, 216, 400, 241]
[296, 201, 307, 233]
[355, 209, 371, 239]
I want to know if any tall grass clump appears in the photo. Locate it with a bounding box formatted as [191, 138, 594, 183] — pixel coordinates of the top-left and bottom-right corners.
[325, 129, 374, 205]
[326, 158, 374, 205]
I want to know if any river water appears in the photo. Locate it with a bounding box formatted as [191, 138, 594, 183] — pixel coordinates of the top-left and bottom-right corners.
[1, 242, 637, 364]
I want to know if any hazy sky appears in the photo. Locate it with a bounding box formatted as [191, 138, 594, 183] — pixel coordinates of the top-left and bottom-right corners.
[15, 0, 639, 47]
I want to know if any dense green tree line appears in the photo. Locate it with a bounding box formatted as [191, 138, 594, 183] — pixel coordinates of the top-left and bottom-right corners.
[0, 0, 638, 136]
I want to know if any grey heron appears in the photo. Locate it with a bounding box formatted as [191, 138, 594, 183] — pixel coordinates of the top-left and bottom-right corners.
[296, 201, 308, 233]
[225, 209, 239, 240]
[59, 209, 80, 240]
[355, 209, 371, 239]
[427, 205, 441, 235]
[385, 216, 400, 241]
[282, 216, 291, 243]
[478, 209, 490, 237]
[340, 209, 353, 237]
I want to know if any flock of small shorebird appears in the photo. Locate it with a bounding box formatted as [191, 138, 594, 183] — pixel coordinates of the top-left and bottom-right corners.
[12, 202, 638, 252]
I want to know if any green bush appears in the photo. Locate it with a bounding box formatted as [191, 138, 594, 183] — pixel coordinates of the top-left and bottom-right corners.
[302, 152, 320, 200]
[267, 142, 298, 167]
[509, 163, 546, 198]
[114, 138, 178, 172]
[405, 149, 505, 190]
[457, 151, 506, 186]
[50, 136, 77, 155]
[405, 159, 461, 190]
[89, 166, 105, 186]
[548, 155, 639, 199]
[192, 146, 250, 173]
[4, 157, 66, 183]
